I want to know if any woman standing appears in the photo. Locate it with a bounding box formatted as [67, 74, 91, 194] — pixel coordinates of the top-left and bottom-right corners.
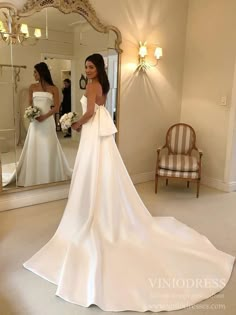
[24, 55, 234, 312]
[3, 62, 72, 187]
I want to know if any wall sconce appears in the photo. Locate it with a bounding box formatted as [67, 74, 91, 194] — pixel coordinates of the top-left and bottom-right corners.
[137, 41, 162, 71]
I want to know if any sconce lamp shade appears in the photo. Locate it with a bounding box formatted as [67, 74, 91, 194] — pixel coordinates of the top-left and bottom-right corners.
[139, 43, 148, 58]
[20, 23, 29, 37]
[154, 47, 163, 59]
[0, 21, 7, 38]
[0, 20, 4, 32]
[34, 28, 42, 38]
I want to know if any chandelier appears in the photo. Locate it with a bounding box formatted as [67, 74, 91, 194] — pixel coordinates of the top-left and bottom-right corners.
[0, 8, 41, 45]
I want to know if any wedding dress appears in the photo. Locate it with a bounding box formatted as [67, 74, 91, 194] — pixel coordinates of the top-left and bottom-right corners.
[2, 91, 72, 187]
[23, 95, 235, 312]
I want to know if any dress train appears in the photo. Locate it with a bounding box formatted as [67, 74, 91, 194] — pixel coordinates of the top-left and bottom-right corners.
[23, 96, 234, 312]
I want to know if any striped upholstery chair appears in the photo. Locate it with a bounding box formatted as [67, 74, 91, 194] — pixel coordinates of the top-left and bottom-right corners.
[155, 123, 203, 197]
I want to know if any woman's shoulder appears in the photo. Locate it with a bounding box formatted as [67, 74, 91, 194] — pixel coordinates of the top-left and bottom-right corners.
[46, 85, 58, 96]
[86, 81, 102, 93]
[29, 83, 39, 91]
[50, 85, 59, 93]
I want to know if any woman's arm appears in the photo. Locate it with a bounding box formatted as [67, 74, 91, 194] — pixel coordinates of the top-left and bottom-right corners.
[36, 86, 60, 122]
[72, 83, 96, 131]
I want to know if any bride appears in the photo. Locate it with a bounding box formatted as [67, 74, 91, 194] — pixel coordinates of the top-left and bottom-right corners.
[3, 62, 72, 187]
[23, 54, 235, 312]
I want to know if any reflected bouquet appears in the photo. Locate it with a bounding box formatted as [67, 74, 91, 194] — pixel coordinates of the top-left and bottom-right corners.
[24, 106, 41, 122]
[60, 112, 79, 132]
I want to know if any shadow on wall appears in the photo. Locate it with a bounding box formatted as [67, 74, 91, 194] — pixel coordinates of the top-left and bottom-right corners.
[121, 47, 171, 133]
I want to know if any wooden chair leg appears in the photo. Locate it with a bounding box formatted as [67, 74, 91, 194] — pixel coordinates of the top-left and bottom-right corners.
[187, 181, 190, 188]
[155, 174, 158, 194]
[196, 180, 200, 198]
[166, 179, 168, 186]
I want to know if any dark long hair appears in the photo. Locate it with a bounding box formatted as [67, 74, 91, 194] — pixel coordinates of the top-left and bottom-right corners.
[34, 62, 54, 86]
[85, 54, 110, 95]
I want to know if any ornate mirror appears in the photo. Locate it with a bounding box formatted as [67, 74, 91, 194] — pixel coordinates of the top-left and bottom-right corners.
[0, 0, 122, 194]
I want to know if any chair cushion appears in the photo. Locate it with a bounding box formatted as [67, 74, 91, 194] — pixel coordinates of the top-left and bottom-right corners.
[158, 169, 199, 179]
[159, 154, 199, 172]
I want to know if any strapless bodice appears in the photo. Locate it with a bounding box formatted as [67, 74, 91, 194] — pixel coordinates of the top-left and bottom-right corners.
[80, 95, 117, 136]
[80, 95, 104, 113]
[33, 91, 53, 114]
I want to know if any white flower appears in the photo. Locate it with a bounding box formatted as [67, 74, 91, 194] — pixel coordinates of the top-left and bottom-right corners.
[24, 106, 41, 121]
[59, 114, 67, 122]
[59, 111, 79, 133]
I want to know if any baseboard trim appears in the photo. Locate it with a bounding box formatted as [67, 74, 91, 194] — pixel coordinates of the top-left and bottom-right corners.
[201, 176, 236, 192]
[131, 171, 155, 184]
[1, 172, 235, 212]
[131, 171, 236, 192]
[0, 183, 70, 212]
[228, 181, 236, 192]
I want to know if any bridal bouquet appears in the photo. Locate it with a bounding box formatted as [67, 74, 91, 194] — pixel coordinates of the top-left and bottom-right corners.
[24, 106, 41, 122]
[60, 112, 79, 132]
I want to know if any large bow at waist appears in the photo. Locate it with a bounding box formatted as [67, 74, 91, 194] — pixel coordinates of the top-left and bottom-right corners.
[97, 106, 117, 137]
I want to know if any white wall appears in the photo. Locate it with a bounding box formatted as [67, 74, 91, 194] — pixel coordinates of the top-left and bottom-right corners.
[181, 0, 236, 191]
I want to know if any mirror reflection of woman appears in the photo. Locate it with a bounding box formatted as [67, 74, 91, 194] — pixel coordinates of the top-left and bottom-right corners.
[24, 55, 234, 312]
[3, 62, 72, 187]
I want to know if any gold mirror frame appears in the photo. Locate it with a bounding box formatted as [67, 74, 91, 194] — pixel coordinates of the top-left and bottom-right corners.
[0, 0, 122, 194]
[18, 0, 122, 53]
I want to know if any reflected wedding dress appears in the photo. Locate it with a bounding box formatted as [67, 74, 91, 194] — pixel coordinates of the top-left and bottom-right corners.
[3, 91, 72, 187]
[24, 95, 235, 312]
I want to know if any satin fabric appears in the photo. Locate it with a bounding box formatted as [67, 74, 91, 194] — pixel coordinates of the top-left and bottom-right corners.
[23, 95, 235, 312]
[2, 91, 72, 187]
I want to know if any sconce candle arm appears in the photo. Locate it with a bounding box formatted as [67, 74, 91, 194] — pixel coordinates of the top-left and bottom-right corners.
[137, 42, 162, 72]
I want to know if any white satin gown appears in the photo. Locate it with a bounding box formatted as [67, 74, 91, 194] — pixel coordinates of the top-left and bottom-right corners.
[2, 91, 72, 187]
[23, 95, 235, 312]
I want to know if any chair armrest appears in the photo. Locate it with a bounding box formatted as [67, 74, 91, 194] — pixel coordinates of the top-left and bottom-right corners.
[157, 145, 166, 153]
[156, 145, 166, 172]
[193, 147, 203, 158]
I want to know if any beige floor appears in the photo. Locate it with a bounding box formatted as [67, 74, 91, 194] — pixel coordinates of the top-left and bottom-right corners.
[0, 181, 236, 315]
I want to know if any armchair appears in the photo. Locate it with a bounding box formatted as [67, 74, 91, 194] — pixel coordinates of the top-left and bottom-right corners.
[155, 123, 203, 198]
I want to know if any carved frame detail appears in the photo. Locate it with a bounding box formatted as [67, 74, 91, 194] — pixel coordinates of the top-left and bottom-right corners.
[18, 0, 122, 53]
